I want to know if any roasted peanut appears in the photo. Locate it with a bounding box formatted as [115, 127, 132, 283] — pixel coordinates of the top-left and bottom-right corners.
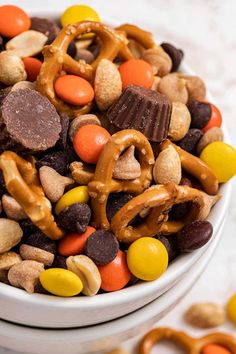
[69, 114, 101, 142]
[6, 30, 48, 57]
[197, 127, 223, 154]
[185, 303, 226, 328]
[70, 161, 94, 185]
[142, 47, 172, 77]
[0, 218, 23, 254]
[0, 252, 22, 270]
[153, 145, 181, 185]
[0, 51, 26, 85]
[20, 244, 54, 267]
[66, 255, 101, 296]
[158, 73, 188, 104]
[168, 102, 191, 141]
[8, 260, 44, 293]
[2, 194, 27, 220]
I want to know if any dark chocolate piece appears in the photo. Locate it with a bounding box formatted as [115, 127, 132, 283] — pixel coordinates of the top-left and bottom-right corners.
[85, 230, 119, 266]
[188, 100, 211, 129]
[30, 17, 60, 39]
[57, 203, 91, 234]
[178, 128, 203, 154]
[1, 89, 61, 152]
[36, 151, 68, 175]
[52, 255, 67, 269]
[161, 42, 184, 72]
[107, 85, 171, 142]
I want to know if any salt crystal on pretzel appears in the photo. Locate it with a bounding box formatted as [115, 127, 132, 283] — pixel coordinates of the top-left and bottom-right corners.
[36, 21, 132, 118]
[0, 151, 63, 240]
[88, 129, 155, 229]
[139, 327, 236, 354]
[160, 139, 219, 195]
[111, 184, 220, 243]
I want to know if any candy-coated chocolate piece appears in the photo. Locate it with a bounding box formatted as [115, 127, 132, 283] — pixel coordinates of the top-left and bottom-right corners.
[200, 141, 236, 183]
[0, 5, 31, 38]
[39, 268, 83, 296]
[202, 344, 232, 354]
[58, 226, 96, 256]
[119, 59, 154, 89]
[98, 250, 131, 292]
[227, 294, 236, 324]
[22, 57, 42, 82]
[202, 103, 222, 133]
[127, 237, 168, 281]
[73, 124, 111, 164]
[54, 75, 94, 106]
[61, 5, 100, 27]
[55, 186, 89, 215]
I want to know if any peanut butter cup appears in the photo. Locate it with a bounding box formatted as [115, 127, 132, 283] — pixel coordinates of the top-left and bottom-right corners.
[107, 85, 171, 142]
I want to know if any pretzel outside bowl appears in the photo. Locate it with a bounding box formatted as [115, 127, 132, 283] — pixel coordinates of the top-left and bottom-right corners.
[0, 151, 63, 240]
[111, 184, 220, 243]
[88, 129, 155, 229]
[36, 21, 133, 118]
[139, 327, 236, 354]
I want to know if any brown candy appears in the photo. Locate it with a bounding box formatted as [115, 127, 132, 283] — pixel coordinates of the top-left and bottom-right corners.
[1, 89, 61, 152]
[107, 85, 171, 142]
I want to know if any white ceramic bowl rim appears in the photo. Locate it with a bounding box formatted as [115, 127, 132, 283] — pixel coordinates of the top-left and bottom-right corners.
[0, 8, 232, 310]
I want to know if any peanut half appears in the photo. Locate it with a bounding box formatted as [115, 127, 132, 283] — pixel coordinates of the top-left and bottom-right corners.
[0, 218, 23, 254]
[66, 255, 101, 296]
[168, 102, 191, 141]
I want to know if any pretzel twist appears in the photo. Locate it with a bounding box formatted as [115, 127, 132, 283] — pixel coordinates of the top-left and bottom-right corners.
[36, 21, 133, 117]
[139, 327, 236, 354]
[111, 184, 220, 243]
[0, 151, 64, 240]
[88, 129, 155, 229]
[161, 140, 219, 195]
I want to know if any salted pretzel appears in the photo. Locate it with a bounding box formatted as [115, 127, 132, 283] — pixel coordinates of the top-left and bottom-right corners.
[111, 184, 220, 243]
[139, 327, 236, 354]
[116, 24, 157, 50]
[161, 140, 219, 195]
[36, 21, 133, 117]
[0, 151, 64, 240]
[88, 129, 155, 229]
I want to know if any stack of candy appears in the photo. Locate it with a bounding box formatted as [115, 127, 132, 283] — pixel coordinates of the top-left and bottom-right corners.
[0, 4, 236, 297]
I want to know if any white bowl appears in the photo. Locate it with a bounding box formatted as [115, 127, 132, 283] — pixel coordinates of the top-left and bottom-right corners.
[0, 8, 231, 329]
[0, 219, 226, 354]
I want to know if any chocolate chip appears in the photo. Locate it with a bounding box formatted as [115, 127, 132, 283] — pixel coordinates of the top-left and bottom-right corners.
[36, 151, 68, 175]
[76, 49, 95, 64]
[30, 17, 60, 39]
[25, 231, 57, 254]
[85, 230, 119, 265]
[170, 201, 193, 220]
[20, 219, 40, 237]
[161, 42, 184, 72]
[178, 129, 203, 154]
[52, 255, 67, 269]
[55, 114, 70, 150]
[64, 145, 78, 165]
[57, 203, 91, 234]
[156, 235, 177, 262]
[188, 100, 211, 129]
[176, 220, 213, 252]
[1, 89, 61, 152]
[107, 193, 133, 221]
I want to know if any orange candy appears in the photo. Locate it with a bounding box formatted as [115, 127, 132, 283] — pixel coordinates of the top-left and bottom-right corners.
[58, 226, 96, 256]
[54, 75, 94, 106]
[73, 124, 111, 164]
[119, 59, 154, 90]
[98, 250, 131, 292]
[0, 5, 31, 38]
[202, 344, 232, 354]
[23, 57, 42, 82]
[202, 103, 222, 133]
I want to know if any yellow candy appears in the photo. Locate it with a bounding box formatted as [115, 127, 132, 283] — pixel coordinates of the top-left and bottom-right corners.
[227, 294, 236, 324]
[61, 5, 100, 27]
[127, 237, 168, 281]
[55, 186, 89, 215]
[39, 268, 83, 297]
[200, 141, 236, 183]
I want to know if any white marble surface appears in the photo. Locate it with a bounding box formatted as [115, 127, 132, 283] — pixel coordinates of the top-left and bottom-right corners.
[0, 0, 236, 353]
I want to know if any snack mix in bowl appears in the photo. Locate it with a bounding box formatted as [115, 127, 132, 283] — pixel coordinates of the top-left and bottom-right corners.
[0, 4, 235, 298]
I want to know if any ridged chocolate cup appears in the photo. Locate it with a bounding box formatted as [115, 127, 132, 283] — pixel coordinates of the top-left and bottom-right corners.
[107, 85, 171, 142]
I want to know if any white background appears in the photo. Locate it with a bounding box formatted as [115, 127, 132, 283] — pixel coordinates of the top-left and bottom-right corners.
[0, 0, 236, 353]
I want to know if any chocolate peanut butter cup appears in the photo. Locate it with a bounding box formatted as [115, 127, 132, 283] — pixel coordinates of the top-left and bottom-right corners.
[1, 89, 62, 152]
[107, 85, 171, 142]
